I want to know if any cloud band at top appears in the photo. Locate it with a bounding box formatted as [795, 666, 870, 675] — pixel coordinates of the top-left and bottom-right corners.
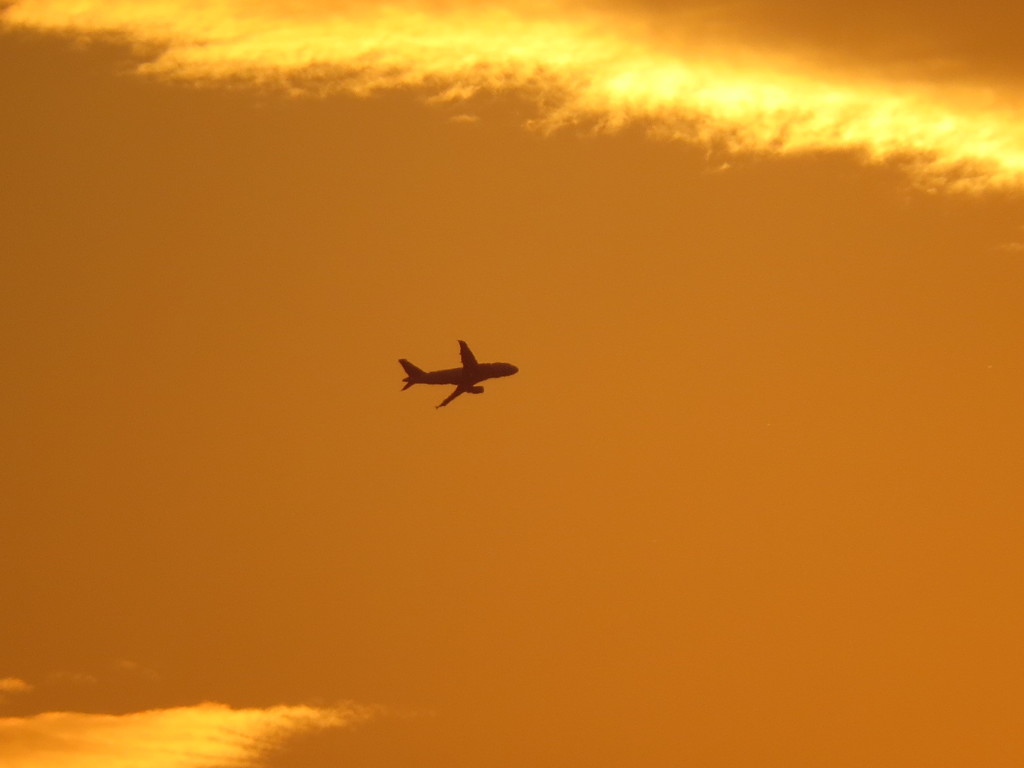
[4, 0, 1024, 191]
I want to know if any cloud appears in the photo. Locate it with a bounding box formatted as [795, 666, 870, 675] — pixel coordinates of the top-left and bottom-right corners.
[0, 678, 33, 697]
[0, 702, 372, 768]
[4, 0, 1024, 191]
[113, 659, 161, 681]
[995, 242, 1024, 253]
[59, 671, 100, 684]
[0, 678, 33, 693]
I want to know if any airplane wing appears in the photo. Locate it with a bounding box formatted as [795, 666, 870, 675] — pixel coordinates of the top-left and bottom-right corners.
[436, 386, 465, 408]
[458, 340, 478, 368]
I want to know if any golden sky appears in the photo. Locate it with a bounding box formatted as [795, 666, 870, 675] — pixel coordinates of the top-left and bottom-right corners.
[3, 1, 1023, 766]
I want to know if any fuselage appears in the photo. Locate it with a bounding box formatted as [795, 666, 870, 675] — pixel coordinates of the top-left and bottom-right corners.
[417, 362, 518, 386]
[400, 341, 518, 408]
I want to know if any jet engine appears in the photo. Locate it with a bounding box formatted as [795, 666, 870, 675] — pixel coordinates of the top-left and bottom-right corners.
[468, 385, 485, 394]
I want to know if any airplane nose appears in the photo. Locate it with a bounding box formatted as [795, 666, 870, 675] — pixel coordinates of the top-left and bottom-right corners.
[510, 365, 519, 374]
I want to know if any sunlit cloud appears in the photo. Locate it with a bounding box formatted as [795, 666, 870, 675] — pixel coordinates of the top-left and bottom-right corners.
[0, 702, 371, 768]
[4, 0, 1024, 191]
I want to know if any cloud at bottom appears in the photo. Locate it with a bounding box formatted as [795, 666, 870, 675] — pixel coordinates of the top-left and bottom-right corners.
[0, 702, 372, 768]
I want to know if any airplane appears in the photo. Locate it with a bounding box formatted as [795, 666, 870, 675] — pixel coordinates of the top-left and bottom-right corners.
[399, 340, 519, 408]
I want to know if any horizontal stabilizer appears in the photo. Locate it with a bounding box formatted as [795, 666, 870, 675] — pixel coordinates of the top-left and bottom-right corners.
[399, 358, 424, 390]
[399, 359, 424, 377]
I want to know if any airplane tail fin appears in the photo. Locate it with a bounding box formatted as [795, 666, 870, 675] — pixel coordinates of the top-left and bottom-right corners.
[399, 359, 424, 390]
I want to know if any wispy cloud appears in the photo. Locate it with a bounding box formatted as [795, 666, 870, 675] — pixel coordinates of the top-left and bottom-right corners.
[995, 241, 1024, 253]
[0, 678, 33, 694]
[4, 0, 1024, 191]
[0, 678, 33, 701]
[113, 659, 161, 681]
[0, 702, 372, 768]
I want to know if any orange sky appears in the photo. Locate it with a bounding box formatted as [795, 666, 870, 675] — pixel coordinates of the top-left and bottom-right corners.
[2, 1, 1024, 767]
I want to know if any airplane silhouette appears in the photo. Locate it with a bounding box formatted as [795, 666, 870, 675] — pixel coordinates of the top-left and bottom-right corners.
[399, 340, 519, 408]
